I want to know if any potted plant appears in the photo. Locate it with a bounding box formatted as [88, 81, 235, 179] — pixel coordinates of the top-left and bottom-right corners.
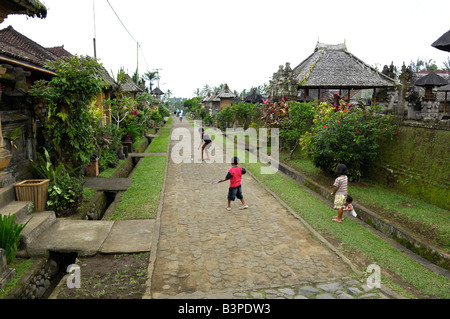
[14, 179, 50, 212]
[86, 154, 99, 177]
[4, 126, 23, 150]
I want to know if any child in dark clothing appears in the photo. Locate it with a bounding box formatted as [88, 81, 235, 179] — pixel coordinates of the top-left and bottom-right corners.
[216, 156, 248, 211]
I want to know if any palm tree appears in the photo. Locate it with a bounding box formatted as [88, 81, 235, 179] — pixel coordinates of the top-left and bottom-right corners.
[143, 71, 160, 92]
[193, 88, 201, 97]
[201, 84, 212, 96]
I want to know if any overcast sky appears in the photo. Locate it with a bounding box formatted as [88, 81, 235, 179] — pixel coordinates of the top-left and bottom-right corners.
[2, 0, 450, 98]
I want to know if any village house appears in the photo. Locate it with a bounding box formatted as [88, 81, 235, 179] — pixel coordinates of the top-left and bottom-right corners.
[201, 83, 236, 115]
[0, 25, 116, 184]
[269, 42, 397, 105]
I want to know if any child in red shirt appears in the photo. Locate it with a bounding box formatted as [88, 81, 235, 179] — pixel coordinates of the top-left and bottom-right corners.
[216, 156, 248, 211]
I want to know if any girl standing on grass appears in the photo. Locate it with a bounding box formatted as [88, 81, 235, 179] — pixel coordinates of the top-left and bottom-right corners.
[331, 164, 348, 223]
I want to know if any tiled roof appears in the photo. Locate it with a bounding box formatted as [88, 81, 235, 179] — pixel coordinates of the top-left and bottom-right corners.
[0, 25, 57, 68]
[46, 45, 72, 58]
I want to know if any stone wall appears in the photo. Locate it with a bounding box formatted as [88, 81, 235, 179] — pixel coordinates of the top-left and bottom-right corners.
[367, 121, 450, 210]
[5, 258, 58, 299]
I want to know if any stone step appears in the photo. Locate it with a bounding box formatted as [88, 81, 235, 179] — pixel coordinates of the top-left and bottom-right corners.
[0, 200, 33, 225]
[20, 211, 56, 246]
[0, 186, 16, 208]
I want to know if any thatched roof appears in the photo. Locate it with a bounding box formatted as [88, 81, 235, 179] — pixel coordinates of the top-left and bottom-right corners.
[244, 90, 263, 103]
[96, 66, 117, 89]
[217, 83, 235, 99]
[120, 74, 144, 93]
[431, 30, 450, 52]
[293, 42, 396, 89]
[151, 87, 164, 95]
[0, 0, 47, 22]
[414, 71, 448, 87]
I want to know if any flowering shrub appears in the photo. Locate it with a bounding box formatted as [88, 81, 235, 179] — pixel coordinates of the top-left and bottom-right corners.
[261, 99, 315, 158]
[300, 102, 398, 180]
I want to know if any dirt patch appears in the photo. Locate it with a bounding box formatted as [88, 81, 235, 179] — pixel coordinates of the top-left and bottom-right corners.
[54, 253, 149, 299]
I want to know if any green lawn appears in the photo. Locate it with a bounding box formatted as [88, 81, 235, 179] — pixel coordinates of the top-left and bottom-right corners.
[107, 156, 167, 220]
[146, 127, 170, 153]
[106, 121, 171, 220]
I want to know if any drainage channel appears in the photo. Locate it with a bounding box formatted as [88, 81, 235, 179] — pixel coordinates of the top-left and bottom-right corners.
[38, 151, 146, 298]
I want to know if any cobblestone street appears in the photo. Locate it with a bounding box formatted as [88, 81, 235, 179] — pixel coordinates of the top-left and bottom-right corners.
[148, 119, 390, 299]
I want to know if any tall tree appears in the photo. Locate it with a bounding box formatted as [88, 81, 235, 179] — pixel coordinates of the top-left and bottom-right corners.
[143, 71, 160, 92]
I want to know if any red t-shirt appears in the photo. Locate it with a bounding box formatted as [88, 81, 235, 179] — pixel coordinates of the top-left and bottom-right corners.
[226, 166, 246, 188]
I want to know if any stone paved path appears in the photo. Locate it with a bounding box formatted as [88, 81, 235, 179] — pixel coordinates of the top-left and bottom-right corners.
[148, 119, 389, 299]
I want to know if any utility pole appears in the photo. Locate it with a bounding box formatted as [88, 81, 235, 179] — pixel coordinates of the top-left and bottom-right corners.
[92, 0, 97, 58]
[153, 68, 162, 88]
[136, 42, 139, 84]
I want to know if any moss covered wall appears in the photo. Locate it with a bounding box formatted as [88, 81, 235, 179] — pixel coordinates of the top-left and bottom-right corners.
[368, 123, 449, 210]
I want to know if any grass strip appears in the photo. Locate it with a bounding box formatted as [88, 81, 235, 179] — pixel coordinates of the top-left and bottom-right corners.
[146, 127, 170, 153]
[106, 156, 167, 220]
[279, 153, 449, 252]
[0, 258, 34, 298]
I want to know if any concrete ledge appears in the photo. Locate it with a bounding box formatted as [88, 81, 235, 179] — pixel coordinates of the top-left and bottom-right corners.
[100, 220, 155, 254]
[26, 220, 114, 257]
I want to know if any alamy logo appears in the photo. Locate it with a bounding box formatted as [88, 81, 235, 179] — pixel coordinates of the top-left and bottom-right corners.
[66, 264, 81, 289]
[366, 264, 381, 289]
[170, 120, 279, 174]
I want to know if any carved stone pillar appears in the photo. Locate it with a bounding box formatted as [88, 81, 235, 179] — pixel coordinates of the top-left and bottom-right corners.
[0, 70, 14, 187]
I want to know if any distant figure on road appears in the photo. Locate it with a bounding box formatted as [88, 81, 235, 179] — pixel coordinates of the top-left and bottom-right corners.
[216, 156, 248, 211]
[179, 109, 183, 122]
[331, 164, 348, 223]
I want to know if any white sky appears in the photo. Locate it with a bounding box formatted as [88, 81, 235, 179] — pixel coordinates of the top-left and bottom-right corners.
[2, 0, 450, 98]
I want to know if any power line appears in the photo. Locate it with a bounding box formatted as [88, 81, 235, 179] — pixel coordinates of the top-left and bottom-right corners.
[106, 0, 152, 77]
[106, 0, 137, 43]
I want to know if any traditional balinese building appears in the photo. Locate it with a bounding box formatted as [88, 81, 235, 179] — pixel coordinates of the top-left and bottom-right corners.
[270, 43, 397, 105]
[151, 87, 164, 102]
[0, 25, 58, 185]
[0, 26, 117, 183]
[294, 43, 396, 104]
[244, 89, 264, 104]
[119, 74, 144, 100]
[216, 83, 235, 110]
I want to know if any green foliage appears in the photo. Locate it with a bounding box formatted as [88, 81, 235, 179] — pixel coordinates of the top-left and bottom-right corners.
[0, 214, 30, 262]
[183, 97, 201, 113]
[47, 174, 84, 217]
[95, 124, 122, 172]
[231, 102, 257, 130]
[300, 101, 398, 180]
[214, 106, 234, 131]
[29, 55, 104, 170]
[261, 100, 315, 156]
[30, 148, 65, 180]
[158, 104, 170, 117]
[150, 109, 163, 125]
